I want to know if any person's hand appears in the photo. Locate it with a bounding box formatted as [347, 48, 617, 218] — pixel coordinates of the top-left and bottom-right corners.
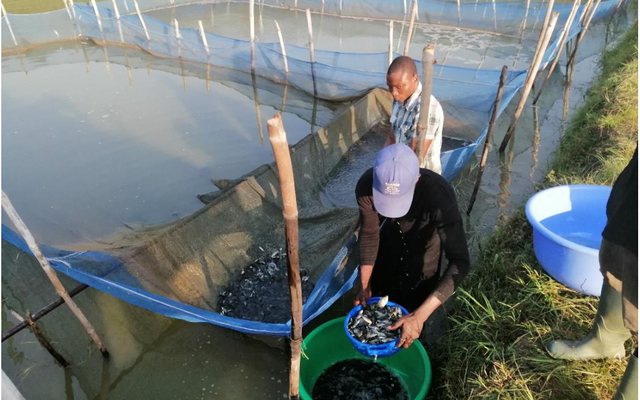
[388, 313, 423, 348]
[354, 285, 372, 306]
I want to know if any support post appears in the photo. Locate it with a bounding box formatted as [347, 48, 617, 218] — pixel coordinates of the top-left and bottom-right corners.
[1, 191, 109, 359]
[266, 114, 303, 400]
[533, 0, 580, 104]
[403, 0, 418, 56]
[90, 0, 103, 33]
[456, 0, 461, 24]
[134, 0, 150, 41]
[306, 9, 318, 97]
[415, 44, 436, 166]
[198, 20, 210, 56]
[26, 312, 70, 367]
[275, 20, 289, 75]
[1, 4, 18, 47]
[111, 0, 125, 44]
[388, 21, 394, 66]
[499, 11, 558, 152]
[63, 0, 73, 19]
[467, 65, 508, 215]
[567, 0, 602, 66]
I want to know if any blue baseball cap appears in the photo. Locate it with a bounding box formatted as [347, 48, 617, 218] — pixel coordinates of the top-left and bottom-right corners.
[372, 144, 419, 218]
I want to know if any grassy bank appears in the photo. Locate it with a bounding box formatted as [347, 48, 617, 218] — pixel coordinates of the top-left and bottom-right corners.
[431, 24, 638, 400]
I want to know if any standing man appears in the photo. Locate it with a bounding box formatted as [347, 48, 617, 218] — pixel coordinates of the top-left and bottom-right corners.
[355, 143, 470, 348]
[546, 148, 637, 400]
[385, 56, 444, 174]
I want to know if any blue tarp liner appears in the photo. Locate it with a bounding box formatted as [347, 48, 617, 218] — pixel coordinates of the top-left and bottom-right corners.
[0, 0, 625, 335]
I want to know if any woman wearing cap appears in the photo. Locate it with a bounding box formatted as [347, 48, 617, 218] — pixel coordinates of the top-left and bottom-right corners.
[354, 143, 470, 348]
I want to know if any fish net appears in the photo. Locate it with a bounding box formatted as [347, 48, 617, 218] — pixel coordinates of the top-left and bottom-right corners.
[1, 0, 625, 335]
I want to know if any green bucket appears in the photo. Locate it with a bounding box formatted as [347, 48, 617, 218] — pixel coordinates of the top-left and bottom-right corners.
[300, 317, 432, 400]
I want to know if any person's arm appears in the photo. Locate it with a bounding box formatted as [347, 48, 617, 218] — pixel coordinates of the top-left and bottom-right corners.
[383, 125, 396, 148]
[388, 188, 470, 347]
[355, 175, 380, 305]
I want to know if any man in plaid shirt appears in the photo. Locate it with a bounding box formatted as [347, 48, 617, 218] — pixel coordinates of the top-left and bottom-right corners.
[385, 56, 444, 174]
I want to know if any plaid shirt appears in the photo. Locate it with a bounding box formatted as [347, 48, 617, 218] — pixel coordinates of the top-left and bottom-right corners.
[390, 82, 444, 173]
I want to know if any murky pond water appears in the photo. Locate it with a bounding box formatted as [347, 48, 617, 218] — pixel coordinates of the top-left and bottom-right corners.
[2, 43, 340, 247]
[145, 2, 537, 70]
[1, 4, 634, 400]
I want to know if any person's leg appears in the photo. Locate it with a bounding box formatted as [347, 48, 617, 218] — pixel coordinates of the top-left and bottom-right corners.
[546, 239, 631, 360]
[612, 348, 638, 400]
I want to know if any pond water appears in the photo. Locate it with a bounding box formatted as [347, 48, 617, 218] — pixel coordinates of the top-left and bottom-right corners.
[145, 2, 537, 71]
[2, 42, 339, 247]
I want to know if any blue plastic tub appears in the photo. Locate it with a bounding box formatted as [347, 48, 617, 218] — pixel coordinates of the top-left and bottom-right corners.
[525, 185, 612, 296]
[344, 297, 409, 358]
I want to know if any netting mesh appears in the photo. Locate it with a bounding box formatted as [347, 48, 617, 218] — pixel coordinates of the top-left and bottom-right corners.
[1, 0, 625, 335]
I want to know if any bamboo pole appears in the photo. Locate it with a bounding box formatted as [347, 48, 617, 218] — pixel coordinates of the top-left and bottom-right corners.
[111, 0, 125, 44]
[174, 19, 188, 91]
[467, 65, 508, 215]
[26, 312, 70, 367]
[403, 0, 407, 14]
[306, 9, 318, 97]
[388, 21, 394, 66]
[437, 49, 450, 78]
[403, 0, 418, 56]
[198, 20, 210, 56]
[250, 0, 255, 43]
[533, 0, 580, 104]
[251, 72, 265, 145]
[3, 284, 89, 342]
[275, 21, 289, 75]
[499, 11, 558, 152]
[1, 191, 109, 359]
[530, 104, 540, 180]
[563, 40, 576, 120]
[491, 0, 497, 31]
[69, 0, 77, 19]
[90, 0, 103, 33]
[63, 0, 73, 19]
[1, 4, 18, 47]
[415, 44, 436, 166]
[456, 0, 461, 24]
[134, 0, 150, 41]
[520, 0, 531, 37]
[567, 0, 601, 66]
[266, 114, 303, 400]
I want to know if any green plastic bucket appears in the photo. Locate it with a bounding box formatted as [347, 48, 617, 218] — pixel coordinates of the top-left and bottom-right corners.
[300, 317, 431, 400]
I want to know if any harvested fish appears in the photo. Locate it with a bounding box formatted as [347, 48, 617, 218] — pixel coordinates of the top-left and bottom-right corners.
[218, 248, 314, 323]
[312, 359, 409, 400]
[347, 299, 403, 345]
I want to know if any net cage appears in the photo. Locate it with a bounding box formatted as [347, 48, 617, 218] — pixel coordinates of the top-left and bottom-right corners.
[1, 0, 625, 335]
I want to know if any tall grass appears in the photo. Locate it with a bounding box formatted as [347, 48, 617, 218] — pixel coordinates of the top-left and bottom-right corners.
[431, 24, 638, 400]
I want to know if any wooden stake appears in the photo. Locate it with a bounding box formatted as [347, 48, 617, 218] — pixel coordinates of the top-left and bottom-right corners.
[1, 4, 18, 47]
[306, 9, 318, 97]
[26, 312, 70, 367]
[491, 0, 497, 31]
[533, 0, 580, 104]
[456, 0, 461, 24]
[134, 0, 150, 41]
[250, 0, 255, 43]
[415, 44, 436, 166]
[467, 65, 508, 215]
[63, 0, 73, 19]
[567, 0, 602, 65]
[174, 18, 181, 57]
[251, 72, 265, 144]
[388, 21, 394, 66]
[1, 191, 109, 359]
[499, 11, 558, 152]
[198, 20, 210, 56]
[275, 20, 289, 75]
[520, 0, 531, 35]
[111, 0, 125, 43]
[266, 114, 303, 400]
[90, 0, 103, 33]
[403, 0, 417, 56]
[531, 0, 556, 60]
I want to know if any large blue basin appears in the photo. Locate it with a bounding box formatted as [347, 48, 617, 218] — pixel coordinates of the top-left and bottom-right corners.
[525, 185, 612, 296]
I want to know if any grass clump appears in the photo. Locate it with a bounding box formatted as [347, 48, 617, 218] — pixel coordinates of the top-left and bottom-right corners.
[431, 24, 638, 400]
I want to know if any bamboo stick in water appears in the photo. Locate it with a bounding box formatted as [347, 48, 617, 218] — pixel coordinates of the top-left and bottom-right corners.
[403, 0, 418, 56]
[467, 65, 508, 215]
[2, 4, 18, 46]
[499, 11, 559, 152]
[1, 191, 109, 359]
[134, 0, 151, 41]
[306, 9, 318, 97]
[275, 20, 289, 75]
[266, 114, 303, 400]
[388, 21, 394, 66]
[533, 0, 580, 104]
